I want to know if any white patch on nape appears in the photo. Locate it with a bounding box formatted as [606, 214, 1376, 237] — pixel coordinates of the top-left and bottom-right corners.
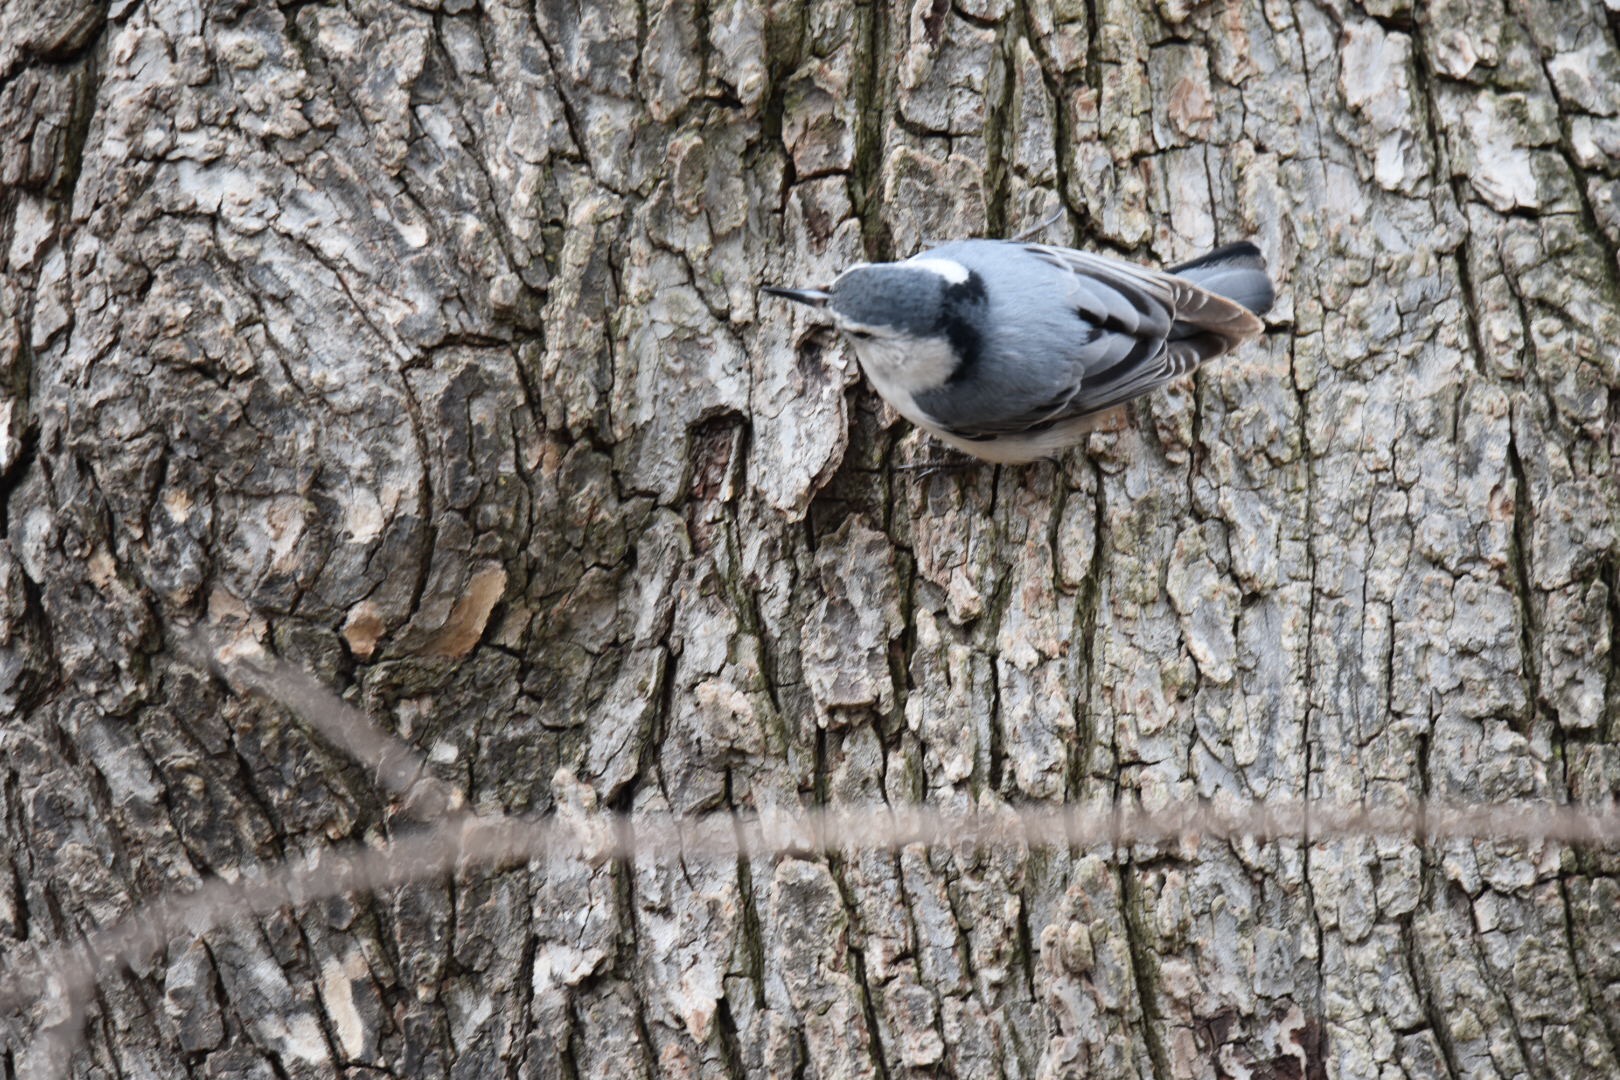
[904, 257, 971, 285]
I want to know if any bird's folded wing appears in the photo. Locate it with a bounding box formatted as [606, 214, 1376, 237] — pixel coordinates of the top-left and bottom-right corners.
[1022, 244, 1176, 340]
[931, 344, 1209, 441]
[929, 245, 1254, 441]
[1024, 243, 1263, 344]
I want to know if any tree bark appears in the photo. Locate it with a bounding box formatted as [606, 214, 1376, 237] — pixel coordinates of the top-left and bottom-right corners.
[3, 0, 1619, 1076]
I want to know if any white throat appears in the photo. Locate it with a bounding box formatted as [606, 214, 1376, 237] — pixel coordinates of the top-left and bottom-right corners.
[848, 334, 958, 428]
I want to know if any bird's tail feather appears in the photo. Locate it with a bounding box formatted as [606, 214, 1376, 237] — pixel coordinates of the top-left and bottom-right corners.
[1169, 241, 1275, 317]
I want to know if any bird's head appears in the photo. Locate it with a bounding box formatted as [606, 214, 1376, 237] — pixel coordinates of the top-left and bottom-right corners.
[763, 258, 986, 361]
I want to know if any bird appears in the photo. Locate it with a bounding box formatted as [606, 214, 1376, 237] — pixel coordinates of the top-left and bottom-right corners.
[762, 238, 1275, 464]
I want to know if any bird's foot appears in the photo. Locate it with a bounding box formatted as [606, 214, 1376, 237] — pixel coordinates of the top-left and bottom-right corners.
[895, 448, 981, 480]
[1008, 206, 1068, 243]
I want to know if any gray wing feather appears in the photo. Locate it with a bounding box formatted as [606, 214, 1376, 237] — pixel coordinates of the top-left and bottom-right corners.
[932, 243, 1264, 441]
[1025, 243, 1262, 345]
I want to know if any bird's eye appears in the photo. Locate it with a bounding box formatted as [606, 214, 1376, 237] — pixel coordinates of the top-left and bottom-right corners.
[849, 329, 873, 340]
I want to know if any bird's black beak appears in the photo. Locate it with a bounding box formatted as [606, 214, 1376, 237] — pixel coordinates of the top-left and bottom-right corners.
[761, 285, 832, 308]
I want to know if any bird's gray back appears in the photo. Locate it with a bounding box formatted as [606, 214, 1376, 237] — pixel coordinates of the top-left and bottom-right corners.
[912, 240, 1158, 437]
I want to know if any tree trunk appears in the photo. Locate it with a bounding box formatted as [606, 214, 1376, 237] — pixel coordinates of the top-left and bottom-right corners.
[3, 0, 1619, 1075]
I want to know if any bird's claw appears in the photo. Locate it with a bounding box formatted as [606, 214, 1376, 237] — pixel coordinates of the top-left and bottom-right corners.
[895, 449, 981, 480]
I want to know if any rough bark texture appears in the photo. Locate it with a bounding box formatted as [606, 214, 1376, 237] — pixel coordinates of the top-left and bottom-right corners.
[3, 0, 1620, 1076]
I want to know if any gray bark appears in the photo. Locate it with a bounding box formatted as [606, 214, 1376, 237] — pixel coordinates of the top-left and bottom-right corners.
[2, 0, 1619, 1076]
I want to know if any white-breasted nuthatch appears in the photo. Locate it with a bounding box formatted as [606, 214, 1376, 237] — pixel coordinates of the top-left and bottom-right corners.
[764, 239, 1275, 464]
